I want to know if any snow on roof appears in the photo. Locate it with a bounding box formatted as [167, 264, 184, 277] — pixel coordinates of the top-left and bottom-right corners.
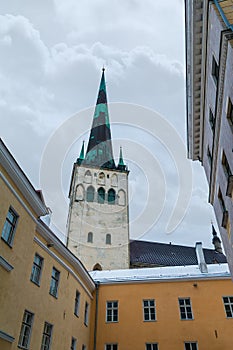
[89, 263, 230, 284]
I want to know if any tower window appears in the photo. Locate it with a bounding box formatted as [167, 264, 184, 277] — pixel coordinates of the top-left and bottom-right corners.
[84, 170, 92, 184]
[86, 186, 94, 202]
[87, 232, 93, 243]
[98, 172, 105, 185]
[106, 234, 111, 245]
[108, 189, 116, 204]
[98, 187, 105, 204]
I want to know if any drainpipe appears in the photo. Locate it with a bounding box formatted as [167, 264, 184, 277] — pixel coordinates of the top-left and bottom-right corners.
[93, 281, 99, 350]
[195, 242, 208, 273]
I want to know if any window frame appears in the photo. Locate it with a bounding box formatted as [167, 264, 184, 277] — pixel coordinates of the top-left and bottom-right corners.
[143, 299, 156, 322]
[211, 55, 219, 85]
[227, 97, 233, 127]
[106, 300, 118, 323]
[74, 290, 80, 317]
[146, 344, 158, 350]
[49, 267, 60, 298]
[105, 344, 118, 350]
[108, 188, 116, 204]
[222, 296, 233, 318]
[86, 185, 94, 202]
[106, 233, 111, 245]
[18, 310, 34, 350]
[30, 253, 44, 286]
[84, 302, 89, 326]
[97, 187, 105, 204]
[87, 231, 93, 243]
[178, 298, 193, 320]
[1, 206, 19, 246]
[41, 322, 53, 350]
[71, 337, 77, 350]
[184, 342, 198, 350]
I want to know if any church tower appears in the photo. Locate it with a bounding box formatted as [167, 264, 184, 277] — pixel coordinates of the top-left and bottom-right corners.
[66, 69, 130, 271]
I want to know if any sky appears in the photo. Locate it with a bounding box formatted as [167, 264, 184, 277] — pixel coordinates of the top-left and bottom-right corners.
[0, 0, 219, 248]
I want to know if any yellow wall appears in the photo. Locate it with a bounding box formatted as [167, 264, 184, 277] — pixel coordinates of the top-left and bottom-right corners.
[0, 166, 94, 350]
[94, 278, 233, 350]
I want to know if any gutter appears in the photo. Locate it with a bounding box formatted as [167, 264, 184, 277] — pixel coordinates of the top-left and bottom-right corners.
[93, 281, 99, 350]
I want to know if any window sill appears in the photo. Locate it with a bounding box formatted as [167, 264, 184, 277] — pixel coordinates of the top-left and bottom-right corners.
[30, 279, 40, 287]
[1, 237, 13, 248]
[49, 292, 58, 299]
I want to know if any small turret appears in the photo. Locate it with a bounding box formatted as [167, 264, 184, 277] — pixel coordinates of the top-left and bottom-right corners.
[117, 146, 127, 171]
[212, 225, 223, 253]
[77, 141, 85, 165]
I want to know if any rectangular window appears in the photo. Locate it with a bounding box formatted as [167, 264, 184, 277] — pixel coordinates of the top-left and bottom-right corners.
[18, 310, 34, 349]
[146, 343, 158, 350]
[207, 146, 212, 166]
[184, 342, 198, 350]
[218, 188, 226, 212]
[74, 290, 80, 316]
[222, 150, 232, 177]
[49, 267, 60, 298]
[106, 301, 118, 322]
[143, 299, 156, 321]
[179, 298, 193, 320]
[223, 296, 233, 318]
[105, 344, 118, 350]
[1, 207, 18, 246]
[71, 337, 77, 350]
[209, 108, 215, 130]
[41, 322, 53, 350]
[212, 55, 219, 84]
[227, 98, 233, 126]
[84, 302, 89, 326]
[30, 253, 43, 285]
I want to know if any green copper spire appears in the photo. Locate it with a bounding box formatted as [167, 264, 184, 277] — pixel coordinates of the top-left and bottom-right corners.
[84, 69, 116, 169]
[77, 141, 85, 165]
[117, 146, 126, 171]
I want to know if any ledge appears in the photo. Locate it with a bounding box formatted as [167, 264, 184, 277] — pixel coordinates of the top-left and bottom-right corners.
[0, 256, 14, 272]
[0, 329, 15, 343]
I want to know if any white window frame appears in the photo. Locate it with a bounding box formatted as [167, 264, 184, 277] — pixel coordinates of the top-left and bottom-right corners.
[184, 342, 198, 350]
[41, 322, 53, 350]
[179, 298, 193, 320]
[30, 253, 43, 285]
[223, 296, 233, 318]
[1, 206, 19, 246]
[105, 344, 118, 350]
[49, 267, 60, 298]
[143, 299, 156, 321]
[145, 343, 158, 350]
[74, 290, 80, 316]
[106, 301, 118, 322]
[84, 302, 89, 326]
[18, 310, 34, 349]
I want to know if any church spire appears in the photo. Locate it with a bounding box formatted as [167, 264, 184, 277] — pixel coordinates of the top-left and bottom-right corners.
[84, 69, 116, 169]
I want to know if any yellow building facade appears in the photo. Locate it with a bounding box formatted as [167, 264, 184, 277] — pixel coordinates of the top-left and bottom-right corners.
[0, 139, 95, 350]
[90, 266, 233, 350]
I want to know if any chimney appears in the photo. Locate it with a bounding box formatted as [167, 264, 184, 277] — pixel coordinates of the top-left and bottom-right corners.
[195, 242, 208, 273]
[212, 225, 223, 253]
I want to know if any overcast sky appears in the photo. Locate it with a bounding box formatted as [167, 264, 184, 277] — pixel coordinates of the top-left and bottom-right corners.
[0, 0, 219, 248]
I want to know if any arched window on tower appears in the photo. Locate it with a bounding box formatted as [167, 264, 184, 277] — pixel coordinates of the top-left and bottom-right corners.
[97, 187, 105, 204]
[84, 170, 92, 184]
[118, 189, 126, 206]
[86, 186, 94, 202]
[108, 189, 116, 204]
[93, 263, 102, 271]
[111, 173, 118, 187]
[75, 184, 84, 201]
[87, 232, 93, 243]
[106, 234, 111, 245]
[98, 172, 105, 185]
